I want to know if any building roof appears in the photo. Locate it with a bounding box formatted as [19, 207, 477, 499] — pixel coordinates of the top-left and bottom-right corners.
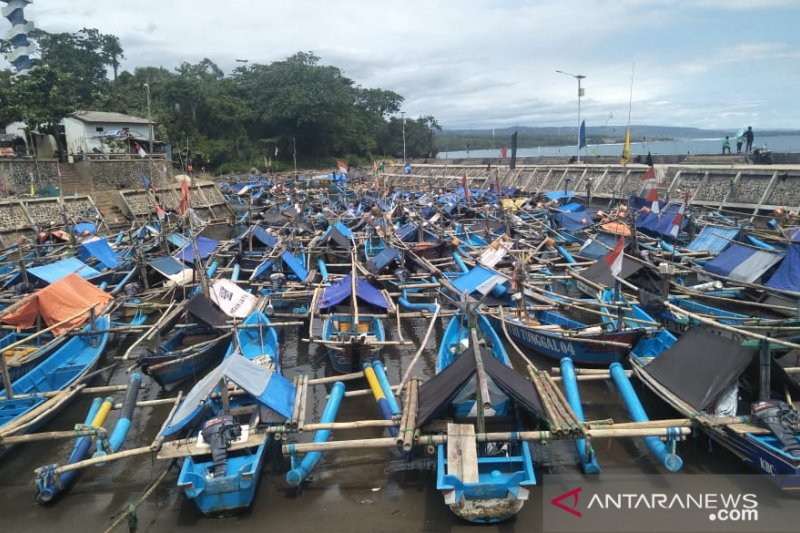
[69, 111, 150, 124]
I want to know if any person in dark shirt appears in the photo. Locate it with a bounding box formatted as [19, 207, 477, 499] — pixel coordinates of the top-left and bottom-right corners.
[744, 126, 754, 153]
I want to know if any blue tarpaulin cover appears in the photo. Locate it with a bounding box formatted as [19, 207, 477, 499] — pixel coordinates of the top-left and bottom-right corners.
[72, 222, 97, 235]
[686, 225, 740, 254]
[544, 191, 575, 201]
[167, 233, 190, 249]
[396, 223, 417, 242]
[28, 257, 101, 284]
[555, 211, 592, 231]
[177, 236, 219, 264]
[766, 244, 800, 292]
[366, 246, 400, 274]
[576, 233, 621, 260]
[281, 251, 308, 280]
[636, 208, 687, 238]
[253, 225, 278, 247]
[317, 274, 389, 309]
[79, 238, 120, 269]
[451, 265, 506, 295]
[704, 243, 783, 283]
[148, 256, 186, 277]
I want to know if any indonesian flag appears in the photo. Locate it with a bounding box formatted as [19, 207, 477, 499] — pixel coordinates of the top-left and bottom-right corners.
[605, 238, 625, 278]
[337, 160, 348, 174]
[135, 142, 147, 158]
[177, 177, 190, 215]
[461, 174, 471, 200]
[645, 180, 660, 214]
[640, 167, 655, 181]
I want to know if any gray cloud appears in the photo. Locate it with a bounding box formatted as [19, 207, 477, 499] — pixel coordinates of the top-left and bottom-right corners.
[0, 0, 797, 129]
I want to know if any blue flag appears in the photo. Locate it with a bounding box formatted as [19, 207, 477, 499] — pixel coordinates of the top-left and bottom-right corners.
[579, 120, 586, 149]
[404, 162, 412, 174]
[140, 173, 151, 191]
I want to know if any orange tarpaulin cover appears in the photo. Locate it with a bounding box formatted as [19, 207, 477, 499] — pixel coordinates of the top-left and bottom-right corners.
[0, 274, 112, 335]
[600, 222, 632, 237]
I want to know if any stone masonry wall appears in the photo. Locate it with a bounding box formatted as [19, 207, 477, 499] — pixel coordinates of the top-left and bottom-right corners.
[88, 159, 173, 190]
[0, 159, 59, 197]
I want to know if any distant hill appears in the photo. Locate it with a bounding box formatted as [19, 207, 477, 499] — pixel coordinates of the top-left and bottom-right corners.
[434, 125, 800, 150]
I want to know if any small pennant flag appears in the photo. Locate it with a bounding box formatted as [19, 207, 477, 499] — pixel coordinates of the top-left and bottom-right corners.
[641, 167, 655, 181]
[140, 173, 152, 191]
[135, 142, 147, 158]
[669, 194, 689, 238]
[404, 162, 412, 174]
[645, 181, 660, 214]
[372, 160, 378, 172]
[177, 177, 190, 214]
[337, 160, 348, 174]
[620, 128, 631, 166]
[605, 237, 625, 278]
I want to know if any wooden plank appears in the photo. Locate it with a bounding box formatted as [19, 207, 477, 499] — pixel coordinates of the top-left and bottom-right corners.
[447, 423, 479, 483]
[156, 430, 268, 460]
[726, 423, 770, 435]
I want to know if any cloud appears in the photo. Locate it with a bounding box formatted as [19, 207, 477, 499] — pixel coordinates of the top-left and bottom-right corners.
[0, 0, 797, 129]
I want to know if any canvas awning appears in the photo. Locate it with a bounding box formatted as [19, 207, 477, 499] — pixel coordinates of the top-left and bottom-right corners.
[161, 353, 296, 437]
[79, 237, 120, 269]
[176, 236, 219, 265]
[576, 233, 622, 260]
[686, 225, 740, 254]
[417, 346, 548, 426]
[641, 328, 757, 411]
[317, 274, 389, 309]
[366, 246, 400, 274]
[186, 294, 229, 329]
[451, 265, 507, 296]
[28, 257, 101, 284]
[765, 244, 800, 292]
[210, 279, 258, 318]
[0, 273, 112, 335]
[703, 243, 783, 283]
[580, 256, 644, 287]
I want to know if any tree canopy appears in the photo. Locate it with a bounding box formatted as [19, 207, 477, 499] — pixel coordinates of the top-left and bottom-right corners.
[0, 30, 440, 172]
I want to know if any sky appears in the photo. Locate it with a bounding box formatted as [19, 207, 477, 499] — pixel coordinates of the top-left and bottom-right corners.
[4, 0, 800, 130]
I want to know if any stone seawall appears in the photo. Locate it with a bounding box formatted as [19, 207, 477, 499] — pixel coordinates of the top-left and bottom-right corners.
[0, 195, 102, 247]
[119, 182, 233, 223]
[381, 162, 800, 213]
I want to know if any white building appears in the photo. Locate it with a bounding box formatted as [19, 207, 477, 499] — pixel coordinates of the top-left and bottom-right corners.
[62, 110, 156, 156]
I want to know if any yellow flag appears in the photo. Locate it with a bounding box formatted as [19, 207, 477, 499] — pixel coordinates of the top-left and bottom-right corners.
[620, 128, 631, 166]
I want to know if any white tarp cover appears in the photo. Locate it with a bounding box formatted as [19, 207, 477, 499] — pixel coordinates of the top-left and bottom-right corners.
[211, 279, 258, 318]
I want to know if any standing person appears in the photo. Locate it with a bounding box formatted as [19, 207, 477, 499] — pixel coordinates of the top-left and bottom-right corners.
[722, 136, 731, 155]
[735, 131, 744, 153]
[744, 126, 754, 153]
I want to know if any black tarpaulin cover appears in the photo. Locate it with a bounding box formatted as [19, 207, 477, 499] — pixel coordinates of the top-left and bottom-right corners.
[642, 327, 757, 411]
[186, 294, 229, 329]
[417, 347, 549, 426]
[581, 255, 644, 287]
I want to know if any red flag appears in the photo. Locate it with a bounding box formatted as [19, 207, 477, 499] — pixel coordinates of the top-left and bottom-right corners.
[500, 145, 508, 160]
[640, 167, 655, 181]
[605, 238, 625, 278]
[337, 160, 348, 174]
[135, 142, 147, 158]
[461, 174, 471, 201]
[177, 178, 190, 214]
[645, 180, 660, 214]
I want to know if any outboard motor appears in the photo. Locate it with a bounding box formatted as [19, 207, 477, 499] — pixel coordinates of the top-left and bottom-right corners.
[751, 400, 800, 458]
[751, 147, 774, 165]
[394, 268, 410, 284]
[201, 414, 242, 477]
[269, 272, 287, 292]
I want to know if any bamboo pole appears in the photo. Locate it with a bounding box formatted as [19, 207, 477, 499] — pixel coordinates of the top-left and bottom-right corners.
[282, 426, 693, 454]
[397, 302, 440, 397]
[297, 375, 309, 431]
[402, 379, 419, 452]
[150, 391, 182, 451]
[663, 301, 800, 350]
[103, 466, 171, 533]
[0, 384, 86, 438]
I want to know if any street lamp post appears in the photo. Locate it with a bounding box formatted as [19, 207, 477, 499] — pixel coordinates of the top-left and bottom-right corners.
[144, 82, 153, 154]
[556, 70, 586, 163]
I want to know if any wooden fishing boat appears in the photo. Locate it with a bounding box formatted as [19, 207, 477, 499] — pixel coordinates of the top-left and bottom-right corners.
[427, 310, 538, 522]
[175, 310, 289, 515]
[138, 327, 232, 389]
[0, 330, 65, 390]
[632, 325, 800, 490]
[0, 315, 110, 434]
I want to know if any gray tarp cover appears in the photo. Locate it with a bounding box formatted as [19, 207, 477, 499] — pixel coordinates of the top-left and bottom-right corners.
[417, 347, 549, 426]
[641, 327, 757, 411]
[581, 256, 644, 287]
